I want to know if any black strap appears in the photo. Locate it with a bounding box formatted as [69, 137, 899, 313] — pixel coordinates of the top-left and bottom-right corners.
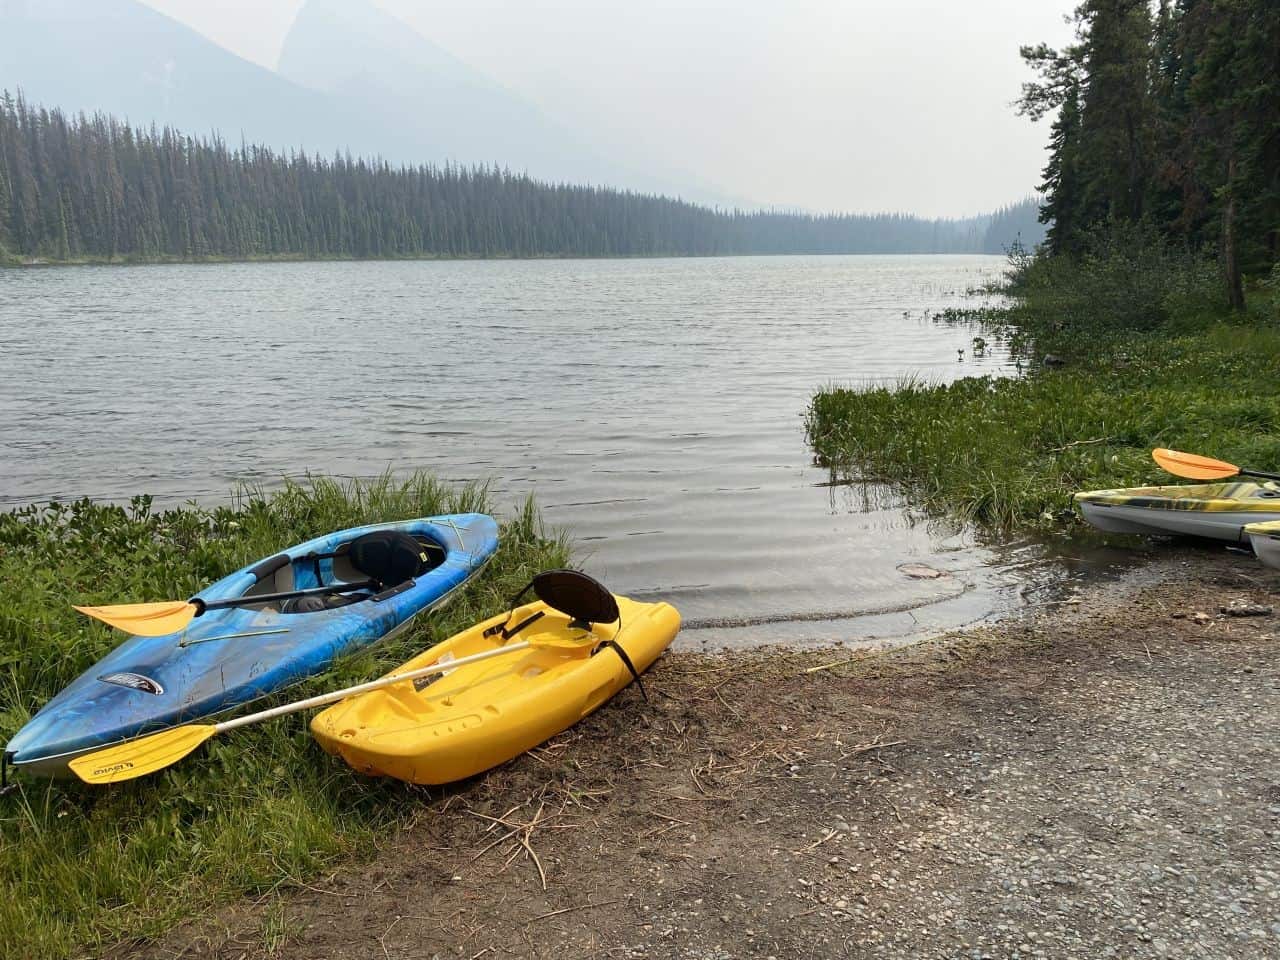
[504, 610, 545, 640]
[307, 544, 351, 562]
[484, 609, 545, 641]
[604, 620, 647, 702]
[485, 580, 541, 638]
[507, 580, 537, 608]
[0, 753, 14, 797]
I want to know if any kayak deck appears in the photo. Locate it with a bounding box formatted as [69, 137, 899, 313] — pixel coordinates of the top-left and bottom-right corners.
[1074, 480, 1280, 512]
[311, 595, 680, 785]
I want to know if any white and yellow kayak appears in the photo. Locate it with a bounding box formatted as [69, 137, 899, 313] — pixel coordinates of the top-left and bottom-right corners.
[311, 574, 680, 785]
[1245, 520, 1280, 569]
[1074, 481, 1280, 541]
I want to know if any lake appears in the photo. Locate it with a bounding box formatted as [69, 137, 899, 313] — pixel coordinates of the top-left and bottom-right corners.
[0, 254, 1032, 648]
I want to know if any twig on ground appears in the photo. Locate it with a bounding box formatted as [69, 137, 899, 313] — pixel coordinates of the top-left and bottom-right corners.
[526, 899, 621, 925]
[1047, 436, 1113, 452]
[791, 828, 839, 855]
[840, 740, 906, 761]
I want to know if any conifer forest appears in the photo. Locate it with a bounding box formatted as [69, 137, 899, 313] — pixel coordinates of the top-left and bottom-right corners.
[0, 92, 1035, 264]
[1020, 0, 1278, 304]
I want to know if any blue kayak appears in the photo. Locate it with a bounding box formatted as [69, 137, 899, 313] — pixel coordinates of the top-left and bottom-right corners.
[5, 514, 499, 777]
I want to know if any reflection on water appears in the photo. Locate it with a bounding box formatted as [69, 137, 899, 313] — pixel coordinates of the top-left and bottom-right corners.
[1, 254, 1041, 647]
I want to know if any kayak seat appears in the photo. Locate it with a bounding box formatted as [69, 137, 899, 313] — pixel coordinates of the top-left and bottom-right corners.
[327, 530, 446, 590]
[496, 569, 647, 701]
[277, 532, 448, 616]
[530, 569, 620, 626]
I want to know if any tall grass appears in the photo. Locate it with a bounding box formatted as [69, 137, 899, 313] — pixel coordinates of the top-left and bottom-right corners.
[0, 472, 568, 959]
[808, 227, 1280, 531]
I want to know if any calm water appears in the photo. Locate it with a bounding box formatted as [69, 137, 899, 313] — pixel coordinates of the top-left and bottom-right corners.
[0, 255, 1031, 648]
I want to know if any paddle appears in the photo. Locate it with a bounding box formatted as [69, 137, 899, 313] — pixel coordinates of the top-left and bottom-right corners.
[74, 581, 379, 637]
[69, 631, 591, 785]
[1152, 448, 1280, 483]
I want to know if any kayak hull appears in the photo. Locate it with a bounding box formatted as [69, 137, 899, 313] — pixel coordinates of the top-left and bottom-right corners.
[1245, 521, 1280, 570]
[311, 595, 680, 785]
[1074, 481, 1280, 542]
[6, 513, 499, 777]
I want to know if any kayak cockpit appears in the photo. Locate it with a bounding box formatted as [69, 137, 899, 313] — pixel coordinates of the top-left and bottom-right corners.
[236, 530, 450, 614]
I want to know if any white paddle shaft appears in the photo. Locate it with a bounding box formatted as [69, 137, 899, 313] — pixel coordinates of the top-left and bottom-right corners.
[215, 640, 533, 734]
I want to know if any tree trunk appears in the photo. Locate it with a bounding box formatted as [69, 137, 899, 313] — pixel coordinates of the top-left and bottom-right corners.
[1222, 154, 1245, 311]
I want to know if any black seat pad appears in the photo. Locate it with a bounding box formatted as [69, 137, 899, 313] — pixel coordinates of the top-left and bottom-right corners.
[348, 530, 433, 587]
[532, 569, 619, 624]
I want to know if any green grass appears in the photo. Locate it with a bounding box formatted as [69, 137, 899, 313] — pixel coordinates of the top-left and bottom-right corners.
[0, 473, 568, 959]
[807, 233, 1280, 532]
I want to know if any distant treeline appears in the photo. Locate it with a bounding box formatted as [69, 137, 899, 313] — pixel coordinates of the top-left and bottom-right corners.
[1020, 0, 1278, 306]
[0, 94, 1039, 263]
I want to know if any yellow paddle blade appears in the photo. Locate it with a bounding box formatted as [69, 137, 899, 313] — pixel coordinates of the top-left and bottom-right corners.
[69, 724, 217, 784]
[73, 600, 197, 636]
[1152, 447, 1240, 481]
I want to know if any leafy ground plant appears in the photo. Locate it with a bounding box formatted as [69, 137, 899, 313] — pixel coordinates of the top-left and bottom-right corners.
[0, 472, 567, 959]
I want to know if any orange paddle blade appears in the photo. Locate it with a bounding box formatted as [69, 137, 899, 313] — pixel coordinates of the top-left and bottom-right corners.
[1152, 448, 1241, 481]
[73, 600, 197, 636]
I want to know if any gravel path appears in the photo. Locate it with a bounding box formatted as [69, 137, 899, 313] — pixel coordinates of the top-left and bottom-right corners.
[128, 550, 1280, 960]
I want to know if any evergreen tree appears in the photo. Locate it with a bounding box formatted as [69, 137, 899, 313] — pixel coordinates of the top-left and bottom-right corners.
[1074, 0, 1157, 224]
[1189, 0, 1280, 306]
[1021, 0, 1277, 300]
[1019, 42, 1087, 253]
[1040, 82, 1085, 254]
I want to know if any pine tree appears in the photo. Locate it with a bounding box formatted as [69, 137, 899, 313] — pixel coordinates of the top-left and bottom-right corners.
[1073, 0, 1158, 224]
[1189, 0, 1280, 307]
[1040, 83, 1086, 254]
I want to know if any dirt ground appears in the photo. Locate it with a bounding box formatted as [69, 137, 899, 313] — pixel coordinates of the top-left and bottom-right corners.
[124, 549, 1280, 960]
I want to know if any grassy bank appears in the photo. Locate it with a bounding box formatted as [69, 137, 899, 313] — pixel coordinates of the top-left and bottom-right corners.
[0, 473, 567, 959]
[808, 230, 1280, 530]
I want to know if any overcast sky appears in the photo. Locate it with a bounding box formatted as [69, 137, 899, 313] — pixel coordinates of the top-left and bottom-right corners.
[139, 0, 1074, 218]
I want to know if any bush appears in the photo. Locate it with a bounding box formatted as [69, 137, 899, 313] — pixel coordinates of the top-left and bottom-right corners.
[1004, 220, 1226, 352]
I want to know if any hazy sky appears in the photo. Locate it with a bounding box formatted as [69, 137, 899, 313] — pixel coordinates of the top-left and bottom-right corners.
[139, 0, 1074, 218]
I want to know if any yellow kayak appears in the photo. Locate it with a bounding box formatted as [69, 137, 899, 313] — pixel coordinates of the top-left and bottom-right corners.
[311, 572, 679, 785]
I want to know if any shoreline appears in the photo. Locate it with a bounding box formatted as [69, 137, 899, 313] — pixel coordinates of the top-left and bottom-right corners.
[0, 250, 1007, 270]
[118, 545, 1280, 959]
